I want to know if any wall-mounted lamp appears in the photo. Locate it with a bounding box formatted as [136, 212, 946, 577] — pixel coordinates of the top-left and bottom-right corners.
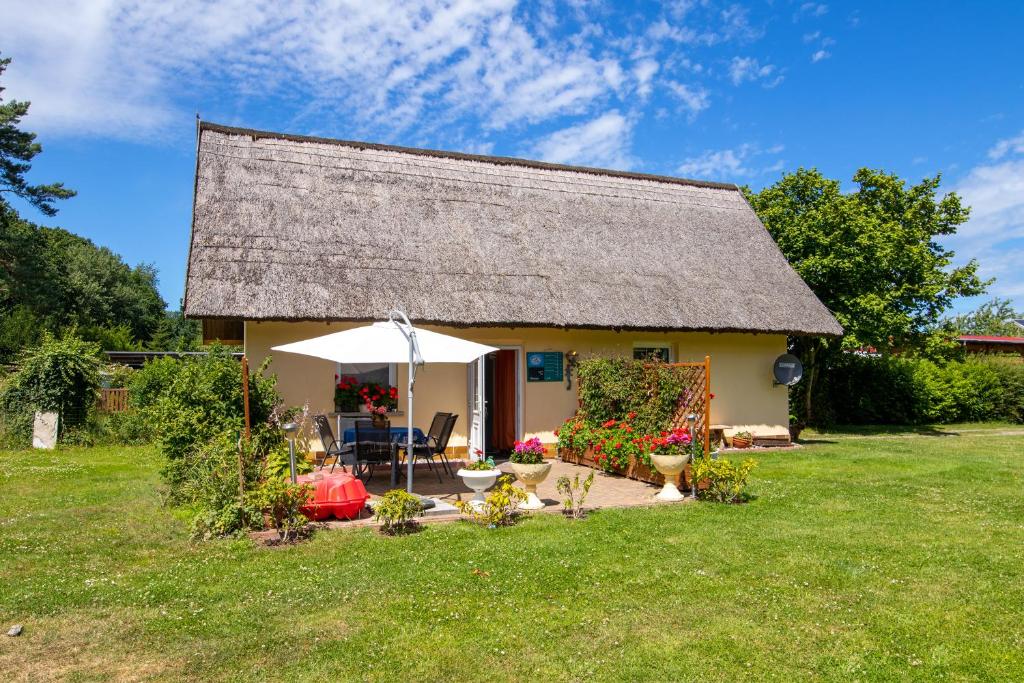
[282, 422, 300, 483]
[565, 350, 579, 390]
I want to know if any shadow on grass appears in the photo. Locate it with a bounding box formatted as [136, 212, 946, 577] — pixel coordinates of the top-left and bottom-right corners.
[807, 424, 960, 438]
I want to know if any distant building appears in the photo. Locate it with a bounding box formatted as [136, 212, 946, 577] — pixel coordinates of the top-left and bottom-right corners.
[958, 335, 1024, 355]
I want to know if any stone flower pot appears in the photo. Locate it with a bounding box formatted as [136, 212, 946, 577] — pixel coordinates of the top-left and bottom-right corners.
[456, 468, 499, 509]
[650, 453, 687, 502]
[510, 461, 552, 510]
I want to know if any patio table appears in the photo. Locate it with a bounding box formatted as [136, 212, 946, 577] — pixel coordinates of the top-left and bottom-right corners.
[341, 426, 426, 445]
[341, 427, 427, 487]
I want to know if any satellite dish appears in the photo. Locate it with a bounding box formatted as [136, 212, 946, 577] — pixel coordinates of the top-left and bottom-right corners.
[772, 354, 803, 386]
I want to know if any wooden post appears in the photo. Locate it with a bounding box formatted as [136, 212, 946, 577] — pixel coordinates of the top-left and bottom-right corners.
[704, 355, 711, 455]
[241, 355, 251, 443]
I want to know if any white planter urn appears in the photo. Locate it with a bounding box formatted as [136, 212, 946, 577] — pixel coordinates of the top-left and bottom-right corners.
[456, 468, 499, 509]
[650, 453, 687, 502]
[510, 461, 552, 510]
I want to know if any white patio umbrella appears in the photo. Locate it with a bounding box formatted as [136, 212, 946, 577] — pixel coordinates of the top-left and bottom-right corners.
[271, 311, 497, 492]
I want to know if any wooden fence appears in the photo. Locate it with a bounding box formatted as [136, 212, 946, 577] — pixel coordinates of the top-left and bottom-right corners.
[98, 388, 130, 413]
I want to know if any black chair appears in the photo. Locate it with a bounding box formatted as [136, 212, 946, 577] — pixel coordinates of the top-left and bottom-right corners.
[313, 414, 349, 473]
[407, 413, 458, 480]
[354, 419, 392, 483]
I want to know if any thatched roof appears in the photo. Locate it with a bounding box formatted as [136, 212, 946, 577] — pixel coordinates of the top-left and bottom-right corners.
[185, 122, 842, 336]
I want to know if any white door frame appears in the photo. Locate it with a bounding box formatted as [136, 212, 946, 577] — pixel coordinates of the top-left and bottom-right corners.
[467, 346, 523, 459]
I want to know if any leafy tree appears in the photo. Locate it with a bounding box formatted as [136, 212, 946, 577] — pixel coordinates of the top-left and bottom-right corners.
[949, 297, 1023, 337]
[746, 168, 987, 423]
[0, 54, 75, 215]
[149, 307, 202, 351]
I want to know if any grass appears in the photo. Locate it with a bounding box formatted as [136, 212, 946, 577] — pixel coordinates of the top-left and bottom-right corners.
[1, 426, 1023, 682]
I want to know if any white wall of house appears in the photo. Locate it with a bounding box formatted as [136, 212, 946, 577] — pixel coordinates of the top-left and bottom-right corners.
[244, 321, 790, 453]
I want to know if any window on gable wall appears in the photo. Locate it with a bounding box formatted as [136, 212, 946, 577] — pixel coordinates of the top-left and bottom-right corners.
[336, 363, 396, 387]
[632, 343, 673, 362]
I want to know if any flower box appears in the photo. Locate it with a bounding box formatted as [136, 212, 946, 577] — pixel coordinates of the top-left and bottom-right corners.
[560, 447, 706, 489]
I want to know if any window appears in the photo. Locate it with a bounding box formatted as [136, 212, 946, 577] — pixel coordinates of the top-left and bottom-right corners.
[633, 343, 673, 362]
[336, 363, 396, 387]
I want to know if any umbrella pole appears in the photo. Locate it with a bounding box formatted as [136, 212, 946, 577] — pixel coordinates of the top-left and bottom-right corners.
[407, 333, 414, 494]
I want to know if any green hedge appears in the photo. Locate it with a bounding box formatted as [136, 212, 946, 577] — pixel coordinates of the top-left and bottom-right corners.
[807, 354, 1024, 425]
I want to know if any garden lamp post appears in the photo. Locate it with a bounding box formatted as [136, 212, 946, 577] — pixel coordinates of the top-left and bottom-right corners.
[687, 413, 697, 498]
[283, 422, 300, 484]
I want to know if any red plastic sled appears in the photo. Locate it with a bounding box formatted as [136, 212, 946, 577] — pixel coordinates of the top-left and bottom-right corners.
[297, 472, 369, 521]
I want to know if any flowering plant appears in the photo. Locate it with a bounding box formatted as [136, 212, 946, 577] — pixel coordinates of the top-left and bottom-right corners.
[510, 437, 546, 464]
[463, 449, 497, 471]
[648, 427, 692, 455]
[359, 382, 399, 413]
[555, 414, 594, 453]
[590, 415, 648, 472]
[334, 375, 361, 411]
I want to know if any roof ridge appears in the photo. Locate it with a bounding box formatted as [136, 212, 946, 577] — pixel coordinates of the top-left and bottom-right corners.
[198, 120, 739, 192]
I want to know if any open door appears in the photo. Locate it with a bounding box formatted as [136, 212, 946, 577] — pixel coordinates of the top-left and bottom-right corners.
[467, 356, 485, 461]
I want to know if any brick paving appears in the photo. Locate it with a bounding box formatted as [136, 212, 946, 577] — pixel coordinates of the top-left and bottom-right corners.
[312, 458, 692, 529]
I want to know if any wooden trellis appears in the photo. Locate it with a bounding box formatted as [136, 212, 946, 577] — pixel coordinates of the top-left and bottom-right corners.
[662, 357, 711, 455]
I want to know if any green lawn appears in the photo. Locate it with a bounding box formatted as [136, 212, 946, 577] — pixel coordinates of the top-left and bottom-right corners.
[2, 427, 1023, 682]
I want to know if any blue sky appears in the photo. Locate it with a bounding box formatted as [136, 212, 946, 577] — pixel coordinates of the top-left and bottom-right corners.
[5, 0, 1023, 314]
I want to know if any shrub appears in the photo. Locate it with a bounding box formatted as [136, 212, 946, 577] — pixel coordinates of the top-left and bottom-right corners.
[185, 432, 264, 539]
[248, 477, 313, 542]
[984, 357, 1024, 423]
[373, 489, 423, 535]
[456, 475, 526, 526]
[802, 353, 1024, 426]
[692, 455, 757, 503]
[556, 471, 594, 519]
[263, 441, 314, 480]
[0, 332, 101, 447]
[576, 357, 692, 435]
[149, 347, 280, 501]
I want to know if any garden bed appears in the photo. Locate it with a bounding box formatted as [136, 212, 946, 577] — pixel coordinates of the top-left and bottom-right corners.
[560, 447, 703, 489]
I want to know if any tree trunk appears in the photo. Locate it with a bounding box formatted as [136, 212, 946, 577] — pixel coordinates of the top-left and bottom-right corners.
[804, 343, 819, 425]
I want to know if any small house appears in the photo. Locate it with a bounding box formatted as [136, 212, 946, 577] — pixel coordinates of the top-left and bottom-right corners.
[184, 122, 841, 456]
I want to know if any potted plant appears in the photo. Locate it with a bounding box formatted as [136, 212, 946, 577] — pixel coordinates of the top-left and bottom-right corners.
[731, 430, 753, 449]
[357, 383, 399, 414]
[648, 427, 692, 501]
[508, 437, 551, 510]
[456, 451, 499, 509]
[365, 401, 389, 428]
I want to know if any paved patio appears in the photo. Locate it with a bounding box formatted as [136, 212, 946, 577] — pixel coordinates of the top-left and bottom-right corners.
[349, 458, 690, 523]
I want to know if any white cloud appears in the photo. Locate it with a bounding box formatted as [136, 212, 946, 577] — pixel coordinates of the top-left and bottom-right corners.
[811, 50, 831, 63]
[1, 0, 651, 140]
[529, 111, 634, 169]
[988, 130, 1024, 160]
[664, 81, 710, 118]
[799, 3, 829, 18]
[728, 56, 782, 87]
[946, 140, 1024, 305]
[676, 143, 785, 180]
[632, 59, 660, 99]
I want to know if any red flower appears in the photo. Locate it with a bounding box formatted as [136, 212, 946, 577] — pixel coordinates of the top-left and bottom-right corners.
[602, 419, 617, 428]
[627, 411, 637, 419]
